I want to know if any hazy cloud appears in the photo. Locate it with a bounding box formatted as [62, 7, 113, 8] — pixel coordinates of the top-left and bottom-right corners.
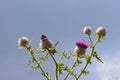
[95, 53, 120, 80]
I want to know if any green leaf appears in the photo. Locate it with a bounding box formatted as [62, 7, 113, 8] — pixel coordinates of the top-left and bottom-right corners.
[73, 59, 82, 67]
[54, 41, 59, 47]
[27, 59, 34, 66]
[38, 53, 48, 63]
[85, 55, 91, 64]
[64, 66, 77, 78]
[95, 55, 104, 63]
[62, 52, 71, 60]
[77, 59, 82, 64]
[81, 69, 89, 75]
[57, 62, 65, 75]
[93, 51, 104, 63]
[48, 48, 56, 54]
[32, 48, 39, 54]
[32, 65, 39, 70]
[39, 49, 46, 52]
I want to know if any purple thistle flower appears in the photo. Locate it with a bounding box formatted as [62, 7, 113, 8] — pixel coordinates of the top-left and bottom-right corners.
[76, 40, 89, 48]
[74, 40, 89, 57]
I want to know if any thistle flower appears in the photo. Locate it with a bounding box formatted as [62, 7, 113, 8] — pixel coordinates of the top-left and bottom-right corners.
[96, 26, 107, 37]
[74, 40, 89, 57]
[39, 35, 53, 50]
[18, 36, 29, 47]
[83, 26, 92, 35]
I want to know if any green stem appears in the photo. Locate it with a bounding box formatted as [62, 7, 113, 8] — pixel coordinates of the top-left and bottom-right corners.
[76, 63, 89, 80]
[88, 35, 94, 48]
[64, 57, 78, 80]
[88, 35, 93, 44]
[76, 48, 94, 79]
[27, 47, 49, 80]
[76, 38, 99, 80]
[49, 53, 58, 80]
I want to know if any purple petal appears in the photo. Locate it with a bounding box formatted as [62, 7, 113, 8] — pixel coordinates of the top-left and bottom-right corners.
[76, 40, 89, 48]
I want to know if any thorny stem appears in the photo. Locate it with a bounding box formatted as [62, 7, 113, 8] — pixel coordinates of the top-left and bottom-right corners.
[26, 47, 49, 80]
[76, 38, 99, 80]
[64, 57, 78, 80]
[49, 53, 58, 80]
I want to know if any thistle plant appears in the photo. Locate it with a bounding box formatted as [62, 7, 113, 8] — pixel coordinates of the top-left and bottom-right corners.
[18, 26, 107, 80]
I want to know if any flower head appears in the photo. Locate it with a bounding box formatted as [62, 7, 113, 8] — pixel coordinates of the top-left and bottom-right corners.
[74, 40, 89, 57]
[39, 34, 53, 50]
[18, 36, 29, 47]
[96, 26, 107, 37]
[83, 26, 92, 35]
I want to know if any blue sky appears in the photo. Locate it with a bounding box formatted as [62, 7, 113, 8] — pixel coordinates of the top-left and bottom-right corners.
[0, 0, 120, 80]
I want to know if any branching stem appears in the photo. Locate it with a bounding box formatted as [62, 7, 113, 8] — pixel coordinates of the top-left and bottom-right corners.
[64, 57, 78, 80]
[76, 37, 99, 80]
[27, 47, 49, 80]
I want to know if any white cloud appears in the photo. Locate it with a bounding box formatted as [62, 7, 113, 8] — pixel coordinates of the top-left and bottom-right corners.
[95, 53, 120, 80]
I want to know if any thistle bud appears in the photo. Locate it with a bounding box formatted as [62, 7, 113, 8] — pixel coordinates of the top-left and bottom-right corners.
[83, 26, 92, 35]
[18, 36, 29, 47]
[96, 26, 106, 37]
[74, 40, 89, 57]
[39, 35, 53, 50]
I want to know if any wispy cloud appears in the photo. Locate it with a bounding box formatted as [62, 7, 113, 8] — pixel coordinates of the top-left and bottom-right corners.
[95, 53, 120, 80]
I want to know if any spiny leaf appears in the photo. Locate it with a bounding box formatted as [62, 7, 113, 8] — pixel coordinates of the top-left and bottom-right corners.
[85, 55, 91, 64]
[32, 48, 38, 53]
[62, 52, 71, 60]
[40, 49, 46, 52]
[73, 59, 82, 67]
[38, 54, 48, 63]
[57, 62, 65, 75]
[95, 55, 104, 63]
[32, 65, 39, 70]
[64, 66, 77, 78]
[27, 59, 34, 66]
[81, 69, 89, 75]
[48, 48, 56, 54]
[93, 51, 104, 63]
[64, 66, 69, 71]
[77, 59, 82, 64]
[54, 41, 59, 47]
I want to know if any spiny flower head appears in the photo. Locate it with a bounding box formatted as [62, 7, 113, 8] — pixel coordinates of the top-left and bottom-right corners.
[74, 40, 89, 57]
[39, 34, 53, 50]
[83, 26, 92, 35]
[18, 36, 29, 47]
[96, 26, 107, 37]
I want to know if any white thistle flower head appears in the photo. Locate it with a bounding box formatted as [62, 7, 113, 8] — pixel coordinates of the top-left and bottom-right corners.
[18, 36, 29, 47]
[96, 26, 107, 37]
[39, 35, 53, 50]
[83, 26, 92, 35]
